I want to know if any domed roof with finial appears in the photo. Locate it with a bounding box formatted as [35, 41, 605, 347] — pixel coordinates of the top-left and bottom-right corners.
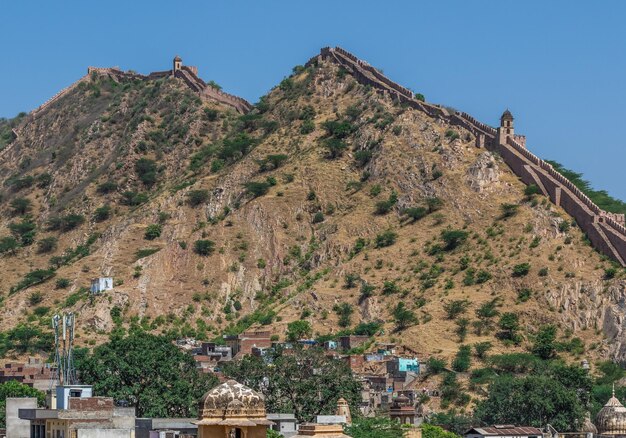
[595, 385, 626, 435]
[174, 55, 182, 62]
[501, 109, 514, 121]
[195, 380, 273, 427]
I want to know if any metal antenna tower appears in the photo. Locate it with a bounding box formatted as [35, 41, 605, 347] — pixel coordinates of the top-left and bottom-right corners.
[50, 313, 76, 388]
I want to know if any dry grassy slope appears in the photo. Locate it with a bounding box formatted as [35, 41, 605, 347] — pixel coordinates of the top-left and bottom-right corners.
[0, 58, 624, 365]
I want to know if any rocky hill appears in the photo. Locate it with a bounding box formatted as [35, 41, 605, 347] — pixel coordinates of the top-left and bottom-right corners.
[0, 48, 625, 366]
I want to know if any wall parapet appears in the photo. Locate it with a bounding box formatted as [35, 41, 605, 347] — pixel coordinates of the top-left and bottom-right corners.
[312, 46, 625, 264]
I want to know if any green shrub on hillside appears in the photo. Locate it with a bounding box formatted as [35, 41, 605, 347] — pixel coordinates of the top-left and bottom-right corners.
[193, 240, 215, 256]
[9, 198, 32, 216]
[187, 190, 209, 207]
[144, 224, 162, 240]
[374, 230, 397, 248]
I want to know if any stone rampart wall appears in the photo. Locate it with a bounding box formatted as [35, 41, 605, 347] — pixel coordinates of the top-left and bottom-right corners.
[314, 46, 626, 265]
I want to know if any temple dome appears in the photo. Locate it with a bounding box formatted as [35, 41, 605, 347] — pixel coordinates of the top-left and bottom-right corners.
[196, 380, 272, 427]
[595, 390, 626, 435]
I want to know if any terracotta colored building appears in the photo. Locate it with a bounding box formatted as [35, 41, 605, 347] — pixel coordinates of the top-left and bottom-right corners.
[224, 331, 271, 359]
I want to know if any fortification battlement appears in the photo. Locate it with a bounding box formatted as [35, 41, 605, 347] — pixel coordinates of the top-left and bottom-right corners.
[22, 57, 252, 129]
[312, 46, 626, 265]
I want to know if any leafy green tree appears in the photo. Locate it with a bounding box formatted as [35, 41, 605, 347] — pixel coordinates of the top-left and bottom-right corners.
[427, 413, 472, 436]
[94, 205, 112, 222]
[0, 381, 45, 427]
[77, 330, 217, 417]
[245, 181, 271, 198]
[9, 219, 36, 245]
[353, 322, 381, 336]
[345, 415, 412, 438]
[333, 303, 354, 328]
[374, 230, 397, 248]
[404, 207, 428, 222]
[473, 341, 493, 360]
[392, 302, 417, 331]
[426, 357, 447, 374]
[37, 236, 57, 254]
[0, 236, 19, 254]
[498, 312, 520, 342]
[500, 203, 519, 218]
[474, 367, 590, 431]
[443, 299, 470, 320]
[441, 230, 469, 251]
[323, 138, 348, 159]
[474, 299, 500, 335]
[451, 345, 471, 372]
[193, 239, 215, 256]
[144, 224, 162, 240]
[10, 197, 32, 216]
[187, 190, 209, 207]
[135, 158, 158, 186]
[222, 347, 361, 423]
[426, 197, 443, 213]
[532, 324, 558, 360]
[512, 263, 531, 277]
[286, 320, 312, 341]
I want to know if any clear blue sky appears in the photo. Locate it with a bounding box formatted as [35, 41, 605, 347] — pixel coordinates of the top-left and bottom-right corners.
[2, 1, 624, 200]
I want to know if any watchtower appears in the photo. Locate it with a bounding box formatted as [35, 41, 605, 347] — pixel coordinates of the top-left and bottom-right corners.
[497, 109, 514, 145]
[173, 55, 182, 74]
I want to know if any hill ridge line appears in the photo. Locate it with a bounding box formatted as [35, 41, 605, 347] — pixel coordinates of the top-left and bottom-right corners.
[312, 46, 626, 266]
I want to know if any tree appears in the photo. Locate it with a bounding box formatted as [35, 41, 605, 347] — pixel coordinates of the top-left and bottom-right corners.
[473, 341, 493, 359]
[345, 416, 413, 438]
[193, 239, 215, 256]
[135, 158, 158, 186]
[245, 181, 271, 198]
[144, 224, 162, 240]
[444, 299, 470, 320]
[286, 320, 312, 341]
[532, 324, 558, 360]
[512, 263, 531, 277]
[500, 203, 519, 218]
[441, 230, 469, 251]
[37, 236, 57, 254]
[426, 415, 470, 437]
[323, 138, 348, 159]
[404, 207, 428, 222]
[474, 369, 589, 431]
[222, 347, 361, 423]
[187, 190, 209, 207]
[392, 302, 417, 331]
[451, 345, 471, 372]
[77, 330, 217, 417]
[474, 299, 500, 335]
[0, 236, 19, 254]
[9, 219, 36, 245]
[10, 197, 32, 216]
[333, 303, 354, 328]
[498, 312, 520, 343]
[0, 381, 45, 427]
[374, 230, 397, 248]
[426, 357, 446, 374]
[94, 205, 112, 222]
[426, 197, 443, 213]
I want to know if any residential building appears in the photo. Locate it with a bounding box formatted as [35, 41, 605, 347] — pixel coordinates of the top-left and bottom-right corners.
[224, 330, 271, 359]
[18, 396, 135, 438]
[464, 426, 544, 438]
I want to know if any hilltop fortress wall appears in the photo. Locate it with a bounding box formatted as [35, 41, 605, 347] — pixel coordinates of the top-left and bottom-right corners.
[20, 62, 251, 128]
[315, 46, 626, 266]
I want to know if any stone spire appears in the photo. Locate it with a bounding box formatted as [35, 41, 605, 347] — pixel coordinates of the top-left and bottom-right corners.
[336, 397, 351, 425]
